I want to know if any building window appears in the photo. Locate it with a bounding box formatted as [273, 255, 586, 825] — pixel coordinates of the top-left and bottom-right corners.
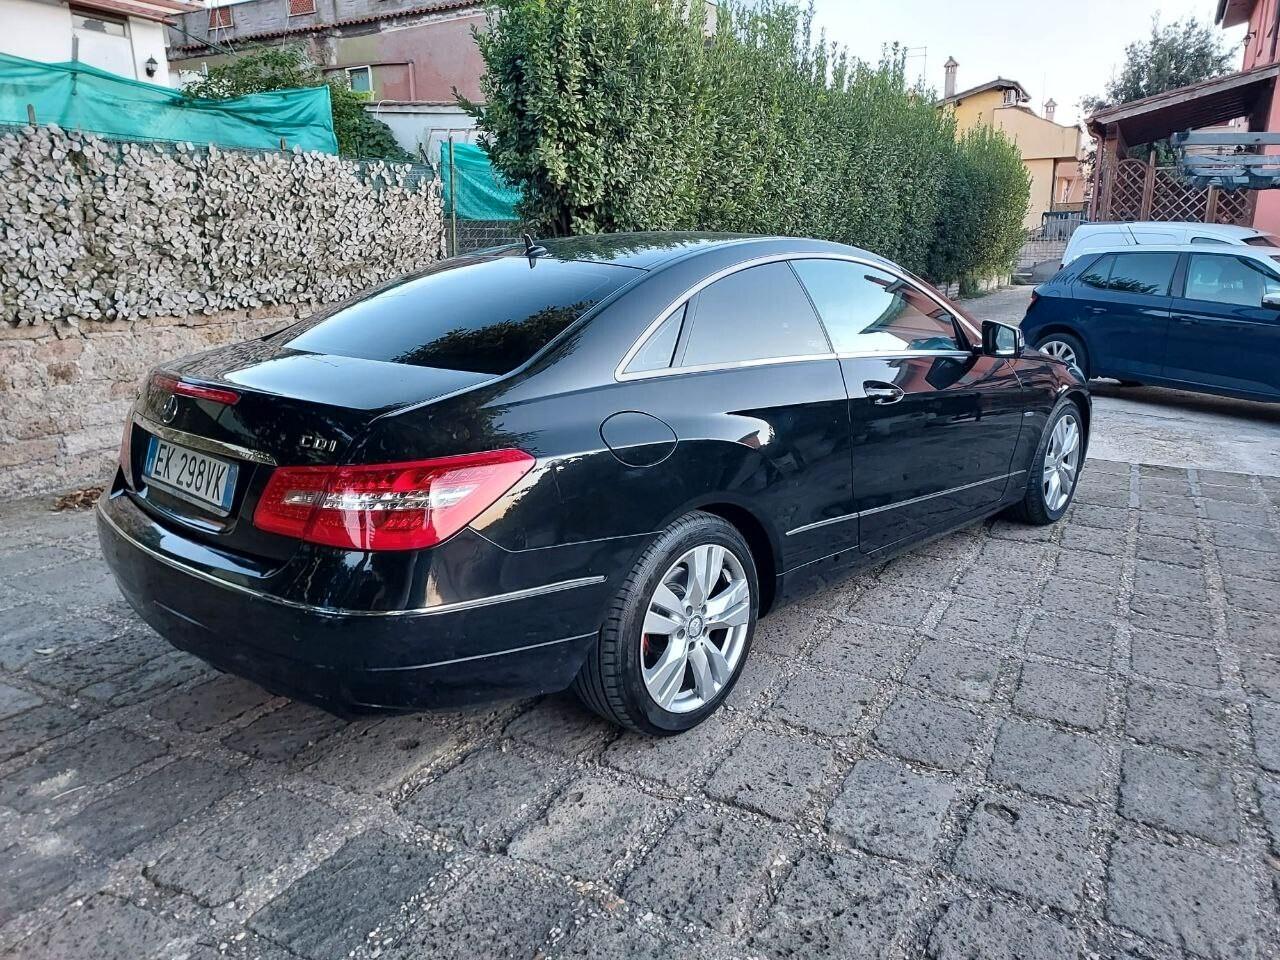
[288, 0, 316, 15]
[347, 66, 372, 93]
[1003, 88, 1017, 105]
[208, 5, 233, 29]
[70, 8, 128, 36]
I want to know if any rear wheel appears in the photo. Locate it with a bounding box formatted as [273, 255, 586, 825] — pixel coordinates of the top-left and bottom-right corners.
[1035, 332, 1088, 379]
[573, 513, 758, 735]
[1007, 401, 1085, 525]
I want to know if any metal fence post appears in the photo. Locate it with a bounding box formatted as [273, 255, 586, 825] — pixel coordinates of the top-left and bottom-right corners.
[447, 134, 458, 256]
[26, 104, 35, 126]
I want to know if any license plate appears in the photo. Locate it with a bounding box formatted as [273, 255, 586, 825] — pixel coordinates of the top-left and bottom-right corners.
[143, 436, 238, 515]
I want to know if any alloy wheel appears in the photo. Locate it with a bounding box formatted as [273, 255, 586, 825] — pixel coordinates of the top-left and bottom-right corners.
[1042, 412, 1081, 513]
[640, 544, 751, 713]
[1040, 339, 1078, 370]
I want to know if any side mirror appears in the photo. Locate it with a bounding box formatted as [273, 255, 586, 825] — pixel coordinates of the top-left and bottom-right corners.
[1263, 291, 1280, 310]
[981, 319, 1024, 358]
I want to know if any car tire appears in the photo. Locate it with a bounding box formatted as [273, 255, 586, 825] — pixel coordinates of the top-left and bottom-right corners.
[1007, 400, 1086, 526]
[573, 512, 758, 735]
[1035, 332, 1089, 379]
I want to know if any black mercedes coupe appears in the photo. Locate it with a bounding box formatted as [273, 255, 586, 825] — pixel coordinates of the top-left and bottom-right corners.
[98, 233, 1089, 735]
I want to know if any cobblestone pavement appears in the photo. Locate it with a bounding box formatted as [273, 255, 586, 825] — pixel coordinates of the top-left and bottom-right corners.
[2, 462, 1280, 959]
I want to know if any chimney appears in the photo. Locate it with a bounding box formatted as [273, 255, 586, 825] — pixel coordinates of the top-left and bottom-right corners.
[943, 57, 958, 98]
[1044, 98, 1057, 121]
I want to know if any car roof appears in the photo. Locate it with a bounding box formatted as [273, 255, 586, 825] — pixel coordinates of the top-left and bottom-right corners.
[1074, 222, 1263, 238]
[482, 231, 894, 271]
[1075, 242, 1280, 259]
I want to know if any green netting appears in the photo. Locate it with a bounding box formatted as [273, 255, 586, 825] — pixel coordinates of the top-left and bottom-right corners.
[441, 141, 520, 221]
[0, 52, 338, 154]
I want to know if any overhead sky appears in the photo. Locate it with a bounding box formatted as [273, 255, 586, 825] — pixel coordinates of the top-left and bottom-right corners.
[808, 0, 1248, 126]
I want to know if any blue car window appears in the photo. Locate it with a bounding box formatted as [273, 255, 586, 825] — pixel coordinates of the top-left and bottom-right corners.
[1079, 255, 1114, 290]
[1185, 254, 1280, 307]
[1106, 253, 1178, 297]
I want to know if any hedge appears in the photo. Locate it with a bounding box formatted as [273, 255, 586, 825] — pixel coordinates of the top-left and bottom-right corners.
[467, 0, 1029, 285]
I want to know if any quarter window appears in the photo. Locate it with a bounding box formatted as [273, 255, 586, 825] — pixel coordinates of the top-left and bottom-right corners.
[676, 262, 829, 367]
[1078, 254, 1114, 289]
[1185, 254, 1280, 307]
[1104, 253, 1178, 296]
[792, 259, 960, 354]
[625, 305, 685, 373]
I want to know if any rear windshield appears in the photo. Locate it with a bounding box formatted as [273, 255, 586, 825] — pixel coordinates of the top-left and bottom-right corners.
[284, 256, 635, 375]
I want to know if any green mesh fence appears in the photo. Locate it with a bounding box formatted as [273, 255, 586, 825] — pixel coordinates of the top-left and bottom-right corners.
[441, 140, 520, 221]
[0, 52, 338, 154]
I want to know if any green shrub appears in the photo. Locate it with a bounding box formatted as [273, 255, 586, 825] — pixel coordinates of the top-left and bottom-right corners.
[467, 0, 1028, 281]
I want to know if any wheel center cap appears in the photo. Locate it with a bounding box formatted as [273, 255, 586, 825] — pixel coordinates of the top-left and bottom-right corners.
[687, 615, 705, 638]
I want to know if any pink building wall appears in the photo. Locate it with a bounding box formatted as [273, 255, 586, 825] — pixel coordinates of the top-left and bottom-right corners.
[1234, 0, 1280, 232]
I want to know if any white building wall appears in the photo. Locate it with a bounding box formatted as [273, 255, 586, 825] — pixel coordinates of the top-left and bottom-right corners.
[0, 0, 177, 85]
[369, 103, 478, 162]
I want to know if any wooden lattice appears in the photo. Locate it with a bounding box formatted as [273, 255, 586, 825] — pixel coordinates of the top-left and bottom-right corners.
[1213, 189, 1255, 226]
[1105, 159, 1148, 222]
[1149, 168, 1208, 221]
[1102, 156, 1259, 226]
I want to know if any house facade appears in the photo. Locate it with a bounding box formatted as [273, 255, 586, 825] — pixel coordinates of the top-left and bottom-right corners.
[937, 60, 1085, 230]
[0, 0, 197, 85]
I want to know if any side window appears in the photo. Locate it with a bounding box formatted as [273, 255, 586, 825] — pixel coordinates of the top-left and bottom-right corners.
[1078, 254, 1114, 290]
[1191, 236, 1230, 245]
[677, 262, 829, 367]
[624, 305, 685, 374]
[1185, 254, 1278, 307]
[1107, 253, 1177, 296]
[792, 259, 960, 354]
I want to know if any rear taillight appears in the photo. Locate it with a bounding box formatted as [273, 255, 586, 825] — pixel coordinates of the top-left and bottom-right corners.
[1028, 290, 1040, 308]
[119, 418, 133, 486]
[151, 373, 240, 407]
[252, 450, 536, 551]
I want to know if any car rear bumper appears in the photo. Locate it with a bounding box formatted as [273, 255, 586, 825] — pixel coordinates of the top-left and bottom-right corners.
[96, 489, 615, 714]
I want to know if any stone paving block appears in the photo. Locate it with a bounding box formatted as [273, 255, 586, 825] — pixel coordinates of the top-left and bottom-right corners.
[0, 679, 42, 719]
[1061, 524, 1127, 555]
[933, 596, 1021, 647]
[807, 623, 911, 680]
[846, 585, 937, 629]
[1241, 651, 1280, 702]
[750, 850, 917, 958]
[31, 625, 168, 695]
[903, 640, 1003, 703]
[826, 758, 956, 862]
[11, 893, 187, 960]
[1126, 684, 1233, 759]
[1138, 494, 1197, 517]
[0, 703, 86, 762]
[623, 807, 787, 934]
[0, 727, 166, 813]
[954, 567, 1032, 604]
[1068, 503, 1129, 531]
[0, 606, 116, 671]
[399, 747, 569, 849]
[78, 651, 208, 707]
[9, 558, 124, 608]
[0, 543, 80, 577]
[978, 538, 1051, 572]
[301, 715, 464, 796]
[1216, 545, 1280, 583]
[147, 789, 344, 906]
[249, 831, 448, 958]
[150, 674, 273, 733]
[987, 518, 1056, 541]
[753, 610, 826, 656]
[1203, 499, 1270, 526]
[1139, 475, 1189, 496]
[1138, 513, 1197, 540]
[1119, 745, 1238, 844]
[926, 896, 1079, 960]
[1134, 560, 1206, 599]
[952, 795, 1093, 912]
[221, 701, 347, 764]
[1137, 534, 1202, 568]
[1252, 702, 1280, 773]
[61, 757, 241, 861]
[771, 669, 876, 735]
[556, 914, 685, 960]
[988, 718, 1106, 805]
[1053, 547, 1125, 587]
[1205, 520, 1279, 554]
[1201, 483, 1263, 503]
[1197, 469, 1252, 487]
[0, 841, 78, 922]
[1130, 631, 1221, 688]
[1128, 592, 1214, 639]
[509, 772, 668, 877]
[1108, 835, 1265, 958]
[725, 649, 787, 708]
[872, 691, 983, 771]
[1222, 575, 1280, 614]
[381, 858, 582, 959]
[705, 727, 833, 821]
[1072, 484, 1130, 509]
[1013, 662, 1107, 731]
[877, 551, 962, 589]
[1259, 777, 1280, 856]
[1227, 607, 1280, 657]
[1040, 575, 1120, 617]
[505, 696, 614, 758]
[603, 711, 739, 790]
[1026, 613, 1113, 669]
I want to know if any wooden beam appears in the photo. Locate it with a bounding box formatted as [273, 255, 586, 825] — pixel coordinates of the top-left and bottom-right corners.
[1173, 131, 1280, 146]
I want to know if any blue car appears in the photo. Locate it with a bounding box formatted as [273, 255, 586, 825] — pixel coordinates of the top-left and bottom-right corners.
[1023, 243, 1280, 402]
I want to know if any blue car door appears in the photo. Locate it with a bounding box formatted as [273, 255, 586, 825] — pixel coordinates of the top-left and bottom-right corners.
[1165, 252, 1280, 399]
[1071, 252, 1178, 381]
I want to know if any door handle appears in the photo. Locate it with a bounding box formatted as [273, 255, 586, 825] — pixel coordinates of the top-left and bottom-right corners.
[863, 381, 904, 405]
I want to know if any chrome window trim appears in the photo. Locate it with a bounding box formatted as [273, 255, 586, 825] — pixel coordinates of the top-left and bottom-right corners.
[134, 412, 278, 467]
[615, 252, 976, 382]
[97, 502, 605, 618]
[784, 470, 1026, 537]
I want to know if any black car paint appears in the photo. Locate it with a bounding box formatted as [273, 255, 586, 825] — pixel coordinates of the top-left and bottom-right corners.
[98, 233, 1088, 714]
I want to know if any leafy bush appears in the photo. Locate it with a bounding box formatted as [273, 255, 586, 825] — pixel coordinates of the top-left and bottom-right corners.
[183, 46, 411, 161]
[467, 0, 1028, 283]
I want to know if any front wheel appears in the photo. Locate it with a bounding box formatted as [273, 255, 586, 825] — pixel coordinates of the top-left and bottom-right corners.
[573, 513, 758, 735]
[1007, 401, 1085, 525]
